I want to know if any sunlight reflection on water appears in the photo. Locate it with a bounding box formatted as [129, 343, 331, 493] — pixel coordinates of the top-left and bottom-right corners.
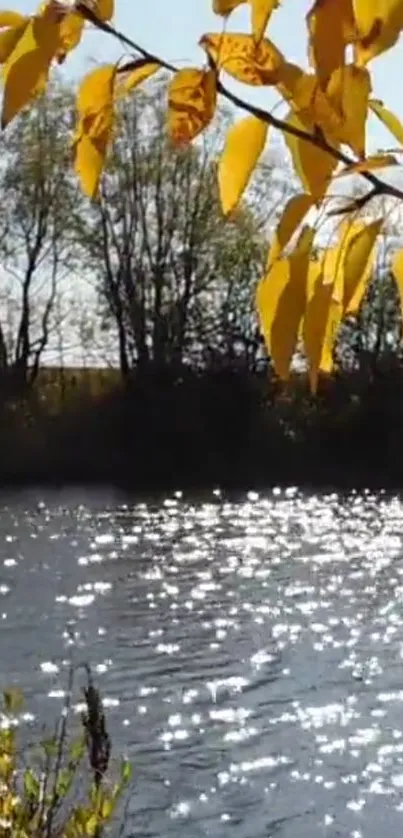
[2, 487, 403, 836]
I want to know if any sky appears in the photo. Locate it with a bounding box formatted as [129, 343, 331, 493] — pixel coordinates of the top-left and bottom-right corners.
[7, 0, 403, 151]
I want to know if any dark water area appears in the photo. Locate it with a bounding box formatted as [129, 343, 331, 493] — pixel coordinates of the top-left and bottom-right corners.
[2, 487, 403, 836]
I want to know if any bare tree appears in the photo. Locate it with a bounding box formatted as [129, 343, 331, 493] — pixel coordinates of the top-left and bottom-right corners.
[0, 81, 78, 395]
[74, 79, 281, 378]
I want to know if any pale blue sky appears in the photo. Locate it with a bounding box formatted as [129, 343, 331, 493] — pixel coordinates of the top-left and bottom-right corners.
[9, 0, 403, 149]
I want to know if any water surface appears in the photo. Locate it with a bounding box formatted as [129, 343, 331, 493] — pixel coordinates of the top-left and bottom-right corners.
[1, 487, 403, 837]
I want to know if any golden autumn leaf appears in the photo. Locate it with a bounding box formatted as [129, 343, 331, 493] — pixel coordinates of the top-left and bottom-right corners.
[74, 63, 116, 198]
[391, 249, 403, 323]
[1, 5, 60, 128]
[303, 261, 335, 392]
[251, 0, 279, 42]
[369, 98, 403, 146]
[295, 74, 344, 139]
[0, 16, 27, 64]
[256, 262, 293, 380]
[316, 217, 376, 362]
[213, 0, 245, 13]
[272, 67, 344, 145]
[336, 153, 399, 176]
[57, 11, 85, 62]
[319, 298, 343, 373]
[199, 32, 283, 85]
[212, 0, 278, 39]
[352, 0, 381, 36]
[74, 98, 115, 198]
[353, 0, 403, 40]
[326, 64, 371, 157]
[307, 0, 356, 87]
[323, 218, 365, 289]
[168, 68, 216, 147]
[257, 226, 314, 380]
[74, 127, 111, 200]
[284, 111, 338, 200]
[342, 218, 383, 314]
[77, 63, 116, 119]
[218, 115, 268, 216]
[267, 64, 325, 127]
[267, 193, 314, 264]
[116, 59, 161, 96]
[0, 11, 25, 28]
[353, 0, 403, 63]
[94, 0, 115, 21]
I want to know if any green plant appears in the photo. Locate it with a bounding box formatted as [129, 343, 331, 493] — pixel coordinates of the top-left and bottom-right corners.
[0, 666, 131, 838]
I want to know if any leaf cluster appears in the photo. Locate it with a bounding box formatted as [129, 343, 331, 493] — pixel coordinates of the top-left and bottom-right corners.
[0, 671, 131, 838]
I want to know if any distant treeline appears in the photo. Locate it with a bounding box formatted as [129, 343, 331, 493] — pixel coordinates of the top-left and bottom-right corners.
[1, 357, 403, 491]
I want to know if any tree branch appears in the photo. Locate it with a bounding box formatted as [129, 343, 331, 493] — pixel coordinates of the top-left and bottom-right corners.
[76, 2, 403, 207]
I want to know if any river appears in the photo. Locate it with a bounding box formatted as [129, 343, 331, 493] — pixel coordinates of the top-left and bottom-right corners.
[1, 487, 403, 836]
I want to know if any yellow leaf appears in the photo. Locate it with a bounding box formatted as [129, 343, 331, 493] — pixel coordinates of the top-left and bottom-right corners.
[267, 193, 314, 264]
[336, 153, 399, 175]
[74, 125, 111, 199]
[323, 218, 365, 288]
[303, 261, 335, 392]
[284, 111, 338, 200]
[256, 62, 320, 126]
[319, 298, 343, 373]
[1, 6, 60, 127]
[116, 60, 160, 96]
[0, 11, 26, 28]
[251, 0, 279, 42]
[293, 75, 344, 142]
[392, 248, 403, 322]
[273, 68, 343, 145]
[74, 63, 116, 198]
[199, 32, 283, 85]
[307, 0, 356, 87]
[353, 0, 403, 39]
[256, 226, 314, 379]
[95, 0, 114, 21]
[326, 64, 371, 156]
[77, 64, 116, 119]
[0, 18, 27, 63]
[353, 0, 403, 63]
[213, 0, 245, 13]
[219, 115, 268, 216]
[168, 68, 216, 147]
[58, 11, 85, 59]
[343, 218, 383, 314]
[369, 98, 403, 146]
[352, 0, 381, 36]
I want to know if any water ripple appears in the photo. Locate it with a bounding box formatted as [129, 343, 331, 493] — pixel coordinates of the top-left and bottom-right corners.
[1, 488, 403, 836]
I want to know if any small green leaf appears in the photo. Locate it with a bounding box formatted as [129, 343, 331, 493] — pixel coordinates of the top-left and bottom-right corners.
[120, 760, 132, 784]
[24, 769, 40, 800]
[55, 767, 74, 797]
[85, 813, 99, 836]
[69, 736, 86, 762]
[101, 796, 114, 820]
[42, 736, 58, 759]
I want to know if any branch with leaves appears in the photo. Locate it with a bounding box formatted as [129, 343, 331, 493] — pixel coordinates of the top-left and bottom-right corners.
[1, 0, 403, 389]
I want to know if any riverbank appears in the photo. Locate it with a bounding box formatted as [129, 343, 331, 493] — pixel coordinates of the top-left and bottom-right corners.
[1, 363, 403, 492]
